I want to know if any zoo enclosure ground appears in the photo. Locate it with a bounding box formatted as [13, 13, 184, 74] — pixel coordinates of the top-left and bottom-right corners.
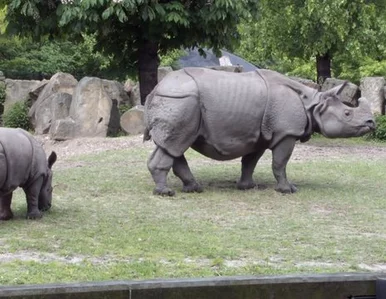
[0, 134, 386, 285]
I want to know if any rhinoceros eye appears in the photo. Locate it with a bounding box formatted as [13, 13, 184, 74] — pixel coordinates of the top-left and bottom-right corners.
[344, 110, 351, 116]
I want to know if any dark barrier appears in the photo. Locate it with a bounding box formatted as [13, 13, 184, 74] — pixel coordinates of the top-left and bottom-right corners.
[0, 273, 384, 299]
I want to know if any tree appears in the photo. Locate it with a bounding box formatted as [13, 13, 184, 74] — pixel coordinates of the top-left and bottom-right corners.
[239, 0, 386, 84]
[1, 0, 257, 104]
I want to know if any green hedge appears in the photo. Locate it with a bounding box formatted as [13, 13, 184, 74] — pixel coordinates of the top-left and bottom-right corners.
[2, 101, 31, 131]
[367, 114, 386, 141]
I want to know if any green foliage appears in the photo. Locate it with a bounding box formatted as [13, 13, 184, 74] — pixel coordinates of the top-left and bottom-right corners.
[2, 0, 258, 71]
[118, 103, 131, 116]
[367, 114, 386, 141]
[0, 34, 127, 80]
[236, 1, 386, 81]
[335, 57, 386, 84]
[254, 0, 382, 59]
[2, 101, 30, 130]
[160, 49, 184, 69]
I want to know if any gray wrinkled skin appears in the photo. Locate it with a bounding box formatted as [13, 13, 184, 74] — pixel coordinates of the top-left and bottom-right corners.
[0, 128, 57, 220]
[144, 68, 375, 196]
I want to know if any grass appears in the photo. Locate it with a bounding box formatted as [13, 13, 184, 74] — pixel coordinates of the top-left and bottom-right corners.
[1, 136, 386, 285]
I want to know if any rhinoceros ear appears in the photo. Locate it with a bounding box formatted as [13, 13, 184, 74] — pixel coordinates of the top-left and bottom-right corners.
[48, 151, 57, 169]
[322, 82, 348, 99]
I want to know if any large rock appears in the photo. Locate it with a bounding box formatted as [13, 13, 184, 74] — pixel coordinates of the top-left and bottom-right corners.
[69, 77, 120, 138]
[4, 79, 41, 113]
[34, 93, 72, 135]
[321, 78, 360, 106]
[124, 78, 135, 94]
[290, 77, 320, 90]
[29, 72, 78, 128]
[130, 83, 141, 106]
[120, 105, 145, 135]
[49, 118, 76, 141]
[29, 80, 49, 104]
[102, 79, 133, 106]
[360, 77, 385, 115]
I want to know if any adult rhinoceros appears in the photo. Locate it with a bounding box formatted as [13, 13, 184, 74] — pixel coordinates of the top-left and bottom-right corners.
[0, 128, 57, 220]
[144, 67, 375, 196]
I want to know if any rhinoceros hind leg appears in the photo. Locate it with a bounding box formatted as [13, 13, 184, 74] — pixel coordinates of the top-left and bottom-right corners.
[0, 193, 14, 221]
[271, 136, 297, 194]
[173, 155, 203, 193]
[148, 146, 176, 196]
[237, 149, 266, 190]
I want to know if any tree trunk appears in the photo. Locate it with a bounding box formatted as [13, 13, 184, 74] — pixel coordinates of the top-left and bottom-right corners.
[138, 40, 160, 105]
[316, 53, 331, 85]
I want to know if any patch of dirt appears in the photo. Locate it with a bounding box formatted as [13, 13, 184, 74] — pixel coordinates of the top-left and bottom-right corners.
[0, 250, 384, 273]
[34, 134, 386, 166]
[35, 134, 154, 160]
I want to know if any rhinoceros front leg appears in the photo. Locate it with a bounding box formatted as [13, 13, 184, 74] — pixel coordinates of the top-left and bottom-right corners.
[23, 176, 44, 219]
[173, 155, 203, 193]
[0, 193, 14, 221]
[237, 148, 266, 190]
[148, 146, 176, 196]
[271, 136, 297, 193]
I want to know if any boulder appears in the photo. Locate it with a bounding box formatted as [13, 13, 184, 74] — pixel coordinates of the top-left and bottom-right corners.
[49, 118, 76, 141]
[29, 72, 78, 128]
[29, 80, 49, 104]
[360, 77, 385, 115]
[34, 93, 72, 134]
[102, 79, 133, 106]
[120, 105, 145, 135]
[124, 78, 135, 94]
[69, 77, 120, 138]
[4, 79, 41, 113]
[130, 83, 141, 106]
[290, 77, 320, 90]
[321, 78, 360, 106]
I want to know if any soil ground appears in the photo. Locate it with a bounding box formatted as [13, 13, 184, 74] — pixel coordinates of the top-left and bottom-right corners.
[35, 134, 386, 169]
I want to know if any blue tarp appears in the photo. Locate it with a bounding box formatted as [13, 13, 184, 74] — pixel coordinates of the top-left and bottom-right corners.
[178, 48, 259, 72]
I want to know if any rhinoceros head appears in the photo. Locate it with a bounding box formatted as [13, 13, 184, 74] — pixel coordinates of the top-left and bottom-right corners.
[313, 83, 376, 138]
[38, 151, 57, 211]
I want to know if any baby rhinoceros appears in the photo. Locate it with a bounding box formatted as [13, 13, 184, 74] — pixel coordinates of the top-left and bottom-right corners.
[0, 128, 57, 220]
[144, 68, 376, 196]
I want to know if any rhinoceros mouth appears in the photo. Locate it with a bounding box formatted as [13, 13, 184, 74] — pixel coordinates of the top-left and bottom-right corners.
[355, 125, 375, 136]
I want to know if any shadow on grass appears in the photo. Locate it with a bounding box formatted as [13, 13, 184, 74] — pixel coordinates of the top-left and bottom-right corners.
[170, 176, 363, 195]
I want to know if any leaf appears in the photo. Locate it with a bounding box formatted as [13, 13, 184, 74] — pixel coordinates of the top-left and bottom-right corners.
[102, 6, 114, 19]
[117, 9, 127, 22]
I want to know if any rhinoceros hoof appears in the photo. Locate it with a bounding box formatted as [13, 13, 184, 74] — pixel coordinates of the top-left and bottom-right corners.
[153, 187, 176, 197]
[0, 211, 13, 221]
[182, 183, 203, 193]
[275, 183, 297, 194]
[26, 211, 43, 220]
[237, 181, 257, 190]
[39, 205, 51, 212]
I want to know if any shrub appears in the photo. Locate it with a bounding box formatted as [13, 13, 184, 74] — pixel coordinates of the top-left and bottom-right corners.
[2, 101, 31, 131]
[367, 114, 386, 141]
[118, 103, 132, 116]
